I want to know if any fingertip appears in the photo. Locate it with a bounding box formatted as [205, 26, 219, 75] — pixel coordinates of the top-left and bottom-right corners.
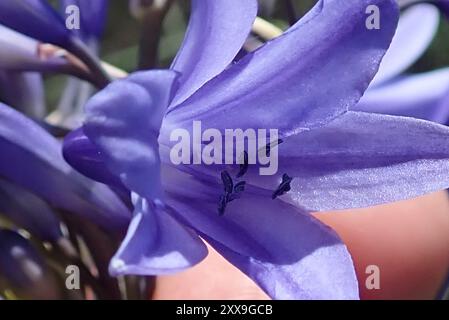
[315, 191, 449, 300]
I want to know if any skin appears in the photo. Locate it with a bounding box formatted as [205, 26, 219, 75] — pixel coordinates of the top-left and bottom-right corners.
[154, 191, 449, 300]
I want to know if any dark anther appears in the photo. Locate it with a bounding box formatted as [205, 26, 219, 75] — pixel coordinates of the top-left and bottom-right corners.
[266, 139, 284, 157]
[236, 151, 249, 178]
[234, 181, 246, 193]
[272, 173, 293, 199]
[221, 170, 233, 193]
[227, 193, 241, 202]
[218, 173, 247, 216]
[218, 195, 227, 216]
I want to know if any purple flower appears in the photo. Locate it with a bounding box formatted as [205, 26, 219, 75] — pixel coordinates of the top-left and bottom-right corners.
[356, 3, 449, 123]
[0, 0, 106, 50]
[63, 127, 126, 190]
[0, 70, 46, 118]
[370, 4, 440, 87]
[0, 0, 71, 49]
[63, 0, 449, 299]
[0, 102, 131, 232]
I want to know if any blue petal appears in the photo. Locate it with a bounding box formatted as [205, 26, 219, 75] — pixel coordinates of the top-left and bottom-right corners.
[244, 111, 449, 211]
[84, 70, 178, 200]
[0, 71, 46, 118]
[163, 168, 359, 300]
[63, 127, 125, 189]
[0, 0, 71, 47]
[169, 109, 449, 212]
[357, 68, 449, 123]
[169, 0, 257, 107]
[166, 0, 399, 138]
[109, 194, 208, 276]
[0, 102, 130, 231]
[370, 4, 439, 86]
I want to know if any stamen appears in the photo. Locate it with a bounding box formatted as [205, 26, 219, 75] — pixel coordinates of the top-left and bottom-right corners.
[218, 195, 227, 216]
[227, 193, 241, 202]
[272, 173, 293, 199]
[218, 172, 247, 216]
[266, 139, 284, 157]
[234, 181, 246, 193]
[236, 151, 249, 178]
[221, 171, 233, 194]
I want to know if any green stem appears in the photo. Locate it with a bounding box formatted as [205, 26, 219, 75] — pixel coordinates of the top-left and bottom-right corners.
[138, 0, 175, 69]
[68, 37, 111, 89]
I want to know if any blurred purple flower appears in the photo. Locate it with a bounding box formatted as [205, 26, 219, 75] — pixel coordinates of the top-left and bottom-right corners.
[0, 0, 107, 50]
[0, 0, 71, 49]
[0, 0, 109, 120]
[63, 0, 449, 299]
[0, 178, 63, 242]
[0, 70, 46, 118]
[357, 2, 449, 124]
[0, 102, 131, 232]
[0, 0, 109, 87]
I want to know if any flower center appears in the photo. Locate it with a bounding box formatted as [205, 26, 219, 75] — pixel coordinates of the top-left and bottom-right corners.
[216, 139, 292, 215]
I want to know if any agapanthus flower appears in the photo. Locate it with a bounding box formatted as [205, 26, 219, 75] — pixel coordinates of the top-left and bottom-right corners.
[61, 0, 449, 300]
[0, 0, 74, 48]
[356, 3, 449, 123]
[0, 70, 46, 119]
[0, 102, 130, 232]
